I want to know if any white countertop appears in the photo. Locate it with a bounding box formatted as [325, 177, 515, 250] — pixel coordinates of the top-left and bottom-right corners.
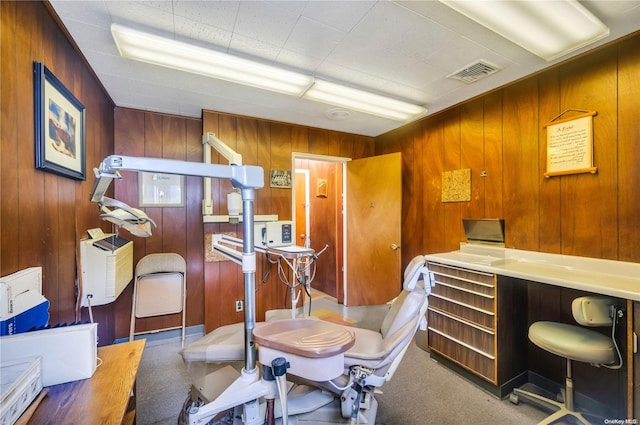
[425, 244, 640, 301]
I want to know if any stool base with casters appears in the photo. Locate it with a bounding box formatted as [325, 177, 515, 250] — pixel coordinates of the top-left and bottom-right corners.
[511, 359, 597, 425]
[511, 297, 622, 425]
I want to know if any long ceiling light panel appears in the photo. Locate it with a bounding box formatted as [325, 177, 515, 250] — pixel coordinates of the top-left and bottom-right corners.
[439, 0, 609, 61]
[111, 24, 426, 122]
[304, 80, 427, 122]
[111, 24, 313, 96]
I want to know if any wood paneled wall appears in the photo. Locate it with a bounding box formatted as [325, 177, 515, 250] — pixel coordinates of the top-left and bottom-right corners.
[201, 111, 374, 332]
[113, 108, 205, 339]
[112, 110, 374, 335]
[376, 32, 640, 267]
[376, 33, 640, 412]
[1, 1, 115, 342]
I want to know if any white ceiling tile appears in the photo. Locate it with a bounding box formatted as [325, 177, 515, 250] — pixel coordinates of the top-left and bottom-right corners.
[234, 2, 299, 47]
[173, 17, 232, 49]
[106, 1, 174, 33]
[59, 19, 121, 56]
[50, 1, 111, 29]
[172, 0, 240, 31]
[268, 1, 308, 15]
[284, 16, 345, 59]
[300, 1, 376, 33]
[275, 49, 324, 74]
[313, 61, 359, 83]
[228, 33, 282, 64]
[48, 0, 640, 136]
[83, 51, 135, 78]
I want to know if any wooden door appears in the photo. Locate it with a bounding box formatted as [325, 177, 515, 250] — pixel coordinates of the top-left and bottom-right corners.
[345, 153, 402, 306]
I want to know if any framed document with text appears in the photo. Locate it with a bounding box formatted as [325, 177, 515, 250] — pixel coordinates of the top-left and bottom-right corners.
[544, 110, 597, 178]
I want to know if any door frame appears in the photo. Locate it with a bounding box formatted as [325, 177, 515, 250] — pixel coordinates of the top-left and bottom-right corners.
[292, 153, 351, 302]
[294, 168, 310, 247]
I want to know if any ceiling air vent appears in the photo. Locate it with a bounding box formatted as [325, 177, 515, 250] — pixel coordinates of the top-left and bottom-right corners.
[448, 61, 500, 84]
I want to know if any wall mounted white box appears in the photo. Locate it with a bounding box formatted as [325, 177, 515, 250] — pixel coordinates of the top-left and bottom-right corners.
[80, 235, 133, 307]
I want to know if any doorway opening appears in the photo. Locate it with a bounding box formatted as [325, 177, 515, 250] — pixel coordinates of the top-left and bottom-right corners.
[292, 153, 349, 304]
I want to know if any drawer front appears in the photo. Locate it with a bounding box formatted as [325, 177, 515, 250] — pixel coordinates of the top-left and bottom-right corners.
[428, 329, 496, 383]
[429, 283, 494, 318]
[429, 294, 494, 329]
[427, 261, 498, 384]
[428, 307, 494, 355]
[428, 262, 495, 288]
[428, 262, 496, 328]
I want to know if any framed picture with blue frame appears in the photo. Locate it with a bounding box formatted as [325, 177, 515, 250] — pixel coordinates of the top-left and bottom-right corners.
[34, 61, 86, 180]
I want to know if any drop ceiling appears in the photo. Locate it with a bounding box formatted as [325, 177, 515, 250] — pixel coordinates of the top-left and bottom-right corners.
[48, 1, 640, 137]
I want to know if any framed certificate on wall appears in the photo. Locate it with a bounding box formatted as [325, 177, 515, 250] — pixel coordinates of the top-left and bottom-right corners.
[544, 111, 597, 178]
[138, 172, 185, 207]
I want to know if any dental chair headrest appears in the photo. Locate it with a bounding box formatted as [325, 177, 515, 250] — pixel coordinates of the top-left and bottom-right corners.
[403, 255, 426, 291]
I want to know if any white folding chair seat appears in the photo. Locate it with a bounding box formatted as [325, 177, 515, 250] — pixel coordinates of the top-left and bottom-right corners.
[130, 253, 187, 347]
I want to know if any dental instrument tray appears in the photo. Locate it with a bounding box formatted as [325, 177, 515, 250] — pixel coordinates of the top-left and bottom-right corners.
[266, 245, 314, 259]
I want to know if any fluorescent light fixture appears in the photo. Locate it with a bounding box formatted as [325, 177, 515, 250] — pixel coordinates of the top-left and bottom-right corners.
[439, 0, 609, 61]
[304, 80, 427, 122]
[111, 24, 427, 122]
[111, 24, 313, 96]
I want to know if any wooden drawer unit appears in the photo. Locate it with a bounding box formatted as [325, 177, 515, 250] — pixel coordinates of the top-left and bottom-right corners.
[427, 263, 529, 396]
[427, 262, 498, 383]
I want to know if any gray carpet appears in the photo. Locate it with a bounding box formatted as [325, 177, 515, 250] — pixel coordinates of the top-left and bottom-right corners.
[135, 298, 548, 425]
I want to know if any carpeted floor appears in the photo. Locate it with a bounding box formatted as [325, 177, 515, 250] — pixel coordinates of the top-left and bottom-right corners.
[135, 296, 548, 425]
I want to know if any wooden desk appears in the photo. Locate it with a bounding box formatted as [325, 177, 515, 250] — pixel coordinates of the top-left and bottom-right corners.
[27, 339, 145, 425]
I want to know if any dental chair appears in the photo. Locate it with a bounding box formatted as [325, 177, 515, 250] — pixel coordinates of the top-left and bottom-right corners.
[181, 254, 430, 425]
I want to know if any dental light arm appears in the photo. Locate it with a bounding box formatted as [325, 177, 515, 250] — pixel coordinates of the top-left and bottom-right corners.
[95, 155, 259, 186]
[90, 155, 264, 376]
[202, 132, 243, 217]
[204, 132, 242, 166]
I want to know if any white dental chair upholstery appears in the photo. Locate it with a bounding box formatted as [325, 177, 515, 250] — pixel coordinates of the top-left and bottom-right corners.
[180, 255, 430, 424]
[130, 253, 187, 347]
[512, 296, 621, 425]
[338, 254, 429, 380]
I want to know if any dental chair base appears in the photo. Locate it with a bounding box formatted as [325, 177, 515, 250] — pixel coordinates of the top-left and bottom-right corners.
[186, 369, 379, 425]
[185, 318, 389, 425]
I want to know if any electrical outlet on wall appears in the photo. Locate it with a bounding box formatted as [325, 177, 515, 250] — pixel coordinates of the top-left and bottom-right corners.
[235, 300, 243, 312]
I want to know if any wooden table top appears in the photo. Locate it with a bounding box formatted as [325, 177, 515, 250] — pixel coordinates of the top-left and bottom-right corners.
[27, 339, 146, 425]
